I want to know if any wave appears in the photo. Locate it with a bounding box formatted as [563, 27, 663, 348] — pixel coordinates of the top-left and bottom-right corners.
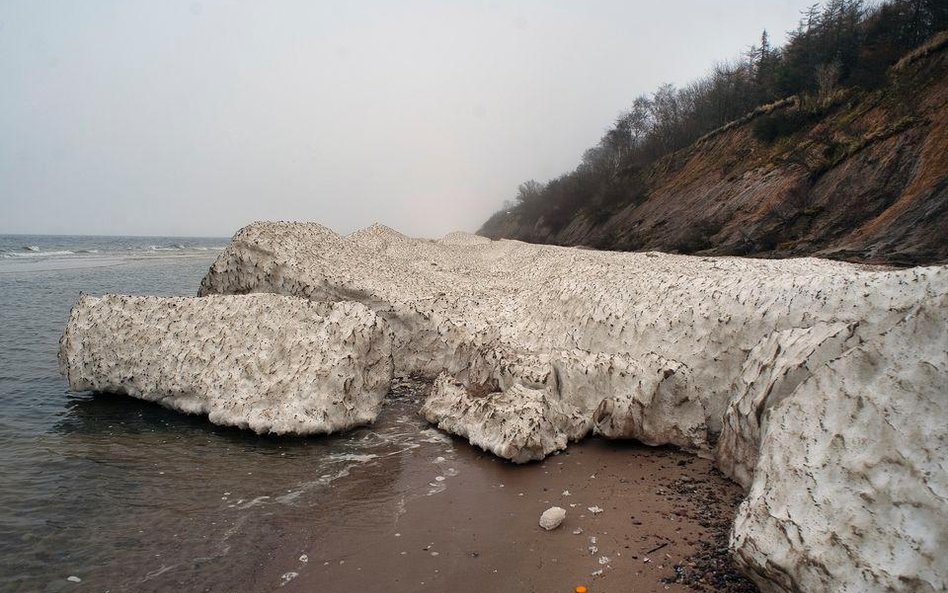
[1, 244, 225, 260]
[1, 250, 75, 259]
[142, 244, 194, 251]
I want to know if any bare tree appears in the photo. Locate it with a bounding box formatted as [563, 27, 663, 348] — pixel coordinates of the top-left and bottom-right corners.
[815, 60, 842, 104]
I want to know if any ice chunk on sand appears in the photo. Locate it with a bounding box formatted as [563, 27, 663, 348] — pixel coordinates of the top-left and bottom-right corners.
[59, 293, 393, 435]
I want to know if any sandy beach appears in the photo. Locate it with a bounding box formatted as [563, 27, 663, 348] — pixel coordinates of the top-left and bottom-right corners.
[265, 378, 756, 593]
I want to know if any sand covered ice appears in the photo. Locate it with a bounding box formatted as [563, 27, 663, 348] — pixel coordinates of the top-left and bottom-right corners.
[420, 373, 586, 463]
[59, 293, 393, 435]
[197, 221, 947, 593]
[200, 222, 945, 452]
[732, 294, 948, 593]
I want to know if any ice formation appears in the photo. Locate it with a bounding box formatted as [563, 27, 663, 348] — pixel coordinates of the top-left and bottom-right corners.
[731, 295, 947, 593]
[195, 221, 947, 593]
[59, 293, 393, 434]
[420, 373, 586, 463]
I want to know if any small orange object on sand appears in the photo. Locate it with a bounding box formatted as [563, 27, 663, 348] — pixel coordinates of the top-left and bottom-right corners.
[575, 587, 588, 593]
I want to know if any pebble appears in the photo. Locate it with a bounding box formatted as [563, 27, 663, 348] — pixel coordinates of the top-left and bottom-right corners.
[539, 506, 567, 530]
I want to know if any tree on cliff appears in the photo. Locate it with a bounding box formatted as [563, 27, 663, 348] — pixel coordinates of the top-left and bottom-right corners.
[483, 0, 948, 237]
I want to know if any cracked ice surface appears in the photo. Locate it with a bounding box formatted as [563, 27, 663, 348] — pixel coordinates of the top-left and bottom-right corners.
[197, 221, 947, 593]
[59, 293, 393, 435]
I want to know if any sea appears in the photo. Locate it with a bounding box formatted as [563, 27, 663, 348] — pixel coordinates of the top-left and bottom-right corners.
[0, 235, 468, 592]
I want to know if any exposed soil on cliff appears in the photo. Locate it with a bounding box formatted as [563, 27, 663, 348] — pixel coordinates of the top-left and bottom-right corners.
[274, 378, 757, 593]
[480, 39, 948, 267]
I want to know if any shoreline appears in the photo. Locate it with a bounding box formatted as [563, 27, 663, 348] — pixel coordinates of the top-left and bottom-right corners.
[22, 377, 756, 592]
[49, 221, 948, 592]
[270, 379, 757, 593]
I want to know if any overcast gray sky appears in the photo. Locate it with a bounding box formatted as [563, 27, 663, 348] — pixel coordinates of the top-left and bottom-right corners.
[1, 1, 817, 238]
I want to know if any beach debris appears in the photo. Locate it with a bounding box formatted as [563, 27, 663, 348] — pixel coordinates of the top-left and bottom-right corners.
[572, 528, 583, 535]
[598, 556, 611, 565]
[562, 490, 571, 496]
[279, 572, 299, 586]
[575, 586, 588, 593]
[299, 554, 308, 563]
[587, 506, 603, 514]
[590, 569, 603, 578]
[539, 506, 567, 530]
[646, 542, 668, 555]
[66, 576, 81, 583]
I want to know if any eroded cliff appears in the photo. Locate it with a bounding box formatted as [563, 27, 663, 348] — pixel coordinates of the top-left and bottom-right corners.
[479, 38, 948, 267]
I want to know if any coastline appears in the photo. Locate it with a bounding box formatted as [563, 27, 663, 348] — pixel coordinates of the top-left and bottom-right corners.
[21, 224, 948, 592]
[268, 380, 755, 593]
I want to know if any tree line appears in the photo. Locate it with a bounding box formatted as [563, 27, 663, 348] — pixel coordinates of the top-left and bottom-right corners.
[499, 0, 947, 232]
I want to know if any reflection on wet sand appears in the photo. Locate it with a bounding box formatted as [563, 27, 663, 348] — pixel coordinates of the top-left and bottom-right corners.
[17, 375, 750, 593]
[30, 383, 439, 592]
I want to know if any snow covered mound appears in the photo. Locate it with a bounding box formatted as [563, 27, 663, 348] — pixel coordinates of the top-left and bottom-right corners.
[200, 221, 948, 593]
[59, 293, 393, 435]
[200, 222, 945, 452]
[732, 295, 947, 593]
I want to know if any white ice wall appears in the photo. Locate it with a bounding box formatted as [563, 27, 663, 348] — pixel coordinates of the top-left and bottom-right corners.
[197, 221, 947, 593]
[60, 293, 393, 435]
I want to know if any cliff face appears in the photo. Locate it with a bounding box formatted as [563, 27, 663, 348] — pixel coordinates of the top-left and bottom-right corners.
[479, 40, 948, 266]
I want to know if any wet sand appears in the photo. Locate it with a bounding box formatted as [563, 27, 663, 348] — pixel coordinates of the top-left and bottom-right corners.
[21, 376, 755, 593]
[4, 255, 753, 593]
[270, 378, 757, 593]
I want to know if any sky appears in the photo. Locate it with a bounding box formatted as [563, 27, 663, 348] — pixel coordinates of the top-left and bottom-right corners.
[1, 0, 818, 238]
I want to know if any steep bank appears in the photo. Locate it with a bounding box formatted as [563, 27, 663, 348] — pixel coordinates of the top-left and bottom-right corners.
[479, 36, 948, 266]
